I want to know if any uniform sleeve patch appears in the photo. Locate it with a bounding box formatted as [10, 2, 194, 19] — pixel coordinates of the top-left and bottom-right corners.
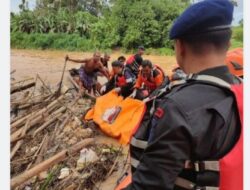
[154, 107, 164, 118]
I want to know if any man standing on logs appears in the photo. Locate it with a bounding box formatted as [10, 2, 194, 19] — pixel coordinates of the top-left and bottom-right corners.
[66, 51, 109, 95]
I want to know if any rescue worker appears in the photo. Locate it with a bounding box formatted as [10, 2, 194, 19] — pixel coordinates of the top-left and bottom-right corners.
[131, 60, 166, 99]
[65, 51, 109, 95]
[125, 46, 145, 77]
[109, 56, 127, 79]
[121, 1, 243, 190]
[100, 60, 135, 98]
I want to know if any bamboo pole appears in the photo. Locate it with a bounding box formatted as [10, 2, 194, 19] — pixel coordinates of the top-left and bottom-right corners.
[11, 81, 36, 94]
[10, 119, 31, 159]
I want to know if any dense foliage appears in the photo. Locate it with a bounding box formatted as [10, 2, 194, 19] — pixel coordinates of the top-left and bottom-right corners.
[11, 0, 243, 53]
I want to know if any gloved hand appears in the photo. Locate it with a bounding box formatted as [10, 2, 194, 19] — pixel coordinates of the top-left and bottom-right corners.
[130, 89, 137, 98]
[114, 87, 121, 93]
[100, 85, 106, 94]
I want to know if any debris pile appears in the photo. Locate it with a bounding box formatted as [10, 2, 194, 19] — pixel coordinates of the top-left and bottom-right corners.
[10, 74, 124, 190]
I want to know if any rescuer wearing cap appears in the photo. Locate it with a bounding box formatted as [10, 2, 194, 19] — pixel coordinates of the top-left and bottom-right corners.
[120, 1, 243, 190]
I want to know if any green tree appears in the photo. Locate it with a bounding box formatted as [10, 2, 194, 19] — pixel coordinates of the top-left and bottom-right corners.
[110, 0, 188, 49]
[36, 0, 109, 15]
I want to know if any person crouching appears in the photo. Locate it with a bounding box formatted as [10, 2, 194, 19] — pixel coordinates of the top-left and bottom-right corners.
[131, 60, 166, 99]
[100, 60, 135, 98]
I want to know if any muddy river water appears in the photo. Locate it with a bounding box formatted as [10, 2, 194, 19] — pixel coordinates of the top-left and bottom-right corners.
[11, 49, 176, 83]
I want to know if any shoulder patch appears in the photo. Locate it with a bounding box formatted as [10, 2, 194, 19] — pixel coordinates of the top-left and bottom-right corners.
[154, 107, 164, 118]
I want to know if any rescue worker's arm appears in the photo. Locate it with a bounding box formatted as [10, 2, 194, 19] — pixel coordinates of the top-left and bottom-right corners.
[124, 99, 192, 190]
[100, 77, 115, 95]
[105, 77, 115, 91]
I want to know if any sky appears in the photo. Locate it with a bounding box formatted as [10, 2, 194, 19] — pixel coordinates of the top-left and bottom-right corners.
[11, 0, 243, 25]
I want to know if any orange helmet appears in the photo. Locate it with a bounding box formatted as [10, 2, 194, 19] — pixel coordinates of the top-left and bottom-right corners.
[225, 48, 243, 77]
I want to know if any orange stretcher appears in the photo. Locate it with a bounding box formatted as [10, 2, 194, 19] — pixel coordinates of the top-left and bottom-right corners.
[85, 90, 146, 145]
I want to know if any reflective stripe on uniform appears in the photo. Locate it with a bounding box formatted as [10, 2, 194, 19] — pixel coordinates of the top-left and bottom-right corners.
[191, 75, 231, 89]
[204, 187, 219, 190]
[203, 161, 219, 171]
[126, 78, 133, 83]
[168, 79, 186, 90]
[175, 177, 219, 190]
[184, 160, 219, 172]
[131, 137, 148, 149]
[175, 177, 196, 189]
[131, 157, 140, 168]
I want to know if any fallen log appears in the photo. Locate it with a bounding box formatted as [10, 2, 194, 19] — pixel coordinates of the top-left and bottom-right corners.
[11, 95, 64, 130]
[11, 105, 64, 143]
[56, 115, 71, 136]
[11, 138, 94, 189]
[14, 94, 52, 110]
[11, 119, 31, 159]
[11, 77, 34, 86]
[11, 111, 51, 143]
[11, 81, 36, 94]
[33, 110, 65, 137]
[11, 98, 67, 142]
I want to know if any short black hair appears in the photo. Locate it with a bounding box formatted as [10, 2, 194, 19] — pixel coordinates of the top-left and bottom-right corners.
[142, 60, 153, 68]
[118, 56, 126, 62]
[112, 60, 123, 67]
[180, 29, 232, 54]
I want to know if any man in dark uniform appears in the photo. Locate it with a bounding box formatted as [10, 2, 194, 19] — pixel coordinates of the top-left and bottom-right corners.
[122, 0, 242, 190]
[125, 46, 145, 77]
[100, 60, 135, 98]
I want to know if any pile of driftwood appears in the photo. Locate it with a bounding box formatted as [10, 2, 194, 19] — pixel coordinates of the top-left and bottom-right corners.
[10, 74, 123, 190]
